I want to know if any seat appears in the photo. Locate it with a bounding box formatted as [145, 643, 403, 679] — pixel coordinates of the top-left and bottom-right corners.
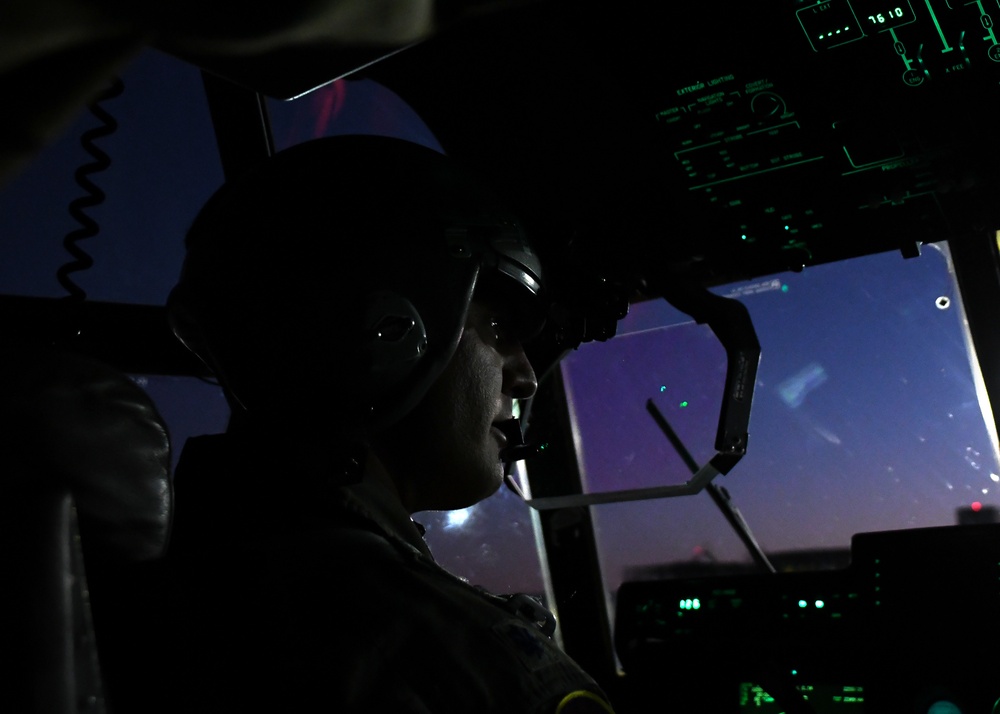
[0, 344, 171, 714]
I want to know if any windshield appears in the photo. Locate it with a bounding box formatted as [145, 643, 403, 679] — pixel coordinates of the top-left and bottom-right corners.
[559, 242, 998, 602]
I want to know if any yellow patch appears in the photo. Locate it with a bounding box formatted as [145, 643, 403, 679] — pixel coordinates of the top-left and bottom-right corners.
[555, 689, 616, 714]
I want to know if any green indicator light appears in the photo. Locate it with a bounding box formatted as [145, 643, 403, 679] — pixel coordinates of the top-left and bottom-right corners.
[791, 670, 798, 676]
[660, 385, 667, 392]
[679, 401, 689, 408]
[815, 600, 825, 609]
[785, 225, 791, 230]
[798, 600, 807, 608]
[741, 234, 748, 240]
[781, 285, 789, 293]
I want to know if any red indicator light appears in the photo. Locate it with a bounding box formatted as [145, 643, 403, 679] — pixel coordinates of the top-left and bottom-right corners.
[971, 501, 983, 512]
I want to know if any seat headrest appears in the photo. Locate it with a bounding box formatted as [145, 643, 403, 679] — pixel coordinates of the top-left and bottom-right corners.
[0, 345, 172, 561]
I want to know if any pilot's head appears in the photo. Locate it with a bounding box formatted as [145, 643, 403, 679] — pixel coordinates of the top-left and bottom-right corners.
[167, 135, 546, 509]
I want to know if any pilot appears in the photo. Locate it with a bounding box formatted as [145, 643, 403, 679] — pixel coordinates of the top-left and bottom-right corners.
[160, 134, 615, 713]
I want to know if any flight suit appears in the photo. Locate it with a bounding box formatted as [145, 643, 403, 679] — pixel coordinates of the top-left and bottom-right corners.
[159, 433, 616, 714]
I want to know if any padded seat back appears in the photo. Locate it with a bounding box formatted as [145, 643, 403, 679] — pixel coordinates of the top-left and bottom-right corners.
[0, 345, 171, 714]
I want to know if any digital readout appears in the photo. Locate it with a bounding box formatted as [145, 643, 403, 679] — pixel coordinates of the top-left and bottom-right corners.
[849, 0, 917, 31]
[797, 0, 865, 51]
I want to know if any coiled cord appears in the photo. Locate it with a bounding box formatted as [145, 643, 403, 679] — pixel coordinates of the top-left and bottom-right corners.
[57, 77, 125, 301]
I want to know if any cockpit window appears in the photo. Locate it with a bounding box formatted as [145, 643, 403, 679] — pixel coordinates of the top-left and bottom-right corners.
[0, 50, 222, 304]
[558, 242, 998, 616]
[417, 463, 551, 604]
[267, 78, 443, 152]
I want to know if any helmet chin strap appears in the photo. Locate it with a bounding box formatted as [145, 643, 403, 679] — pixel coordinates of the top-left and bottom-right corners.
[495, 417, 545, 499]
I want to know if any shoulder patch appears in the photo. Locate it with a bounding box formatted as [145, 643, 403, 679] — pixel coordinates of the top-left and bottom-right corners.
[555, 690, 616, 714]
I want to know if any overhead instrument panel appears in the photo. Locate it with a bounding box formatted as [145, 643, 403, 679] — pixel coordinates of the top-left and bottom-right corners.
[637, 0, 1000, 282]
[797, 0, 916, 52]
[360, 0, 1000, 286]
[797, 0, 998, 66]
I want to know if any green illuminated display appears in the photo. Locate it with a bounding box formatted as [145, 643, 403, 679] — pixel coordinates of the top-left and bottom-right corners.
[850, 0, 917, 32]
[795, 598, 827, 608]
[739, 683, 775, 708]
[797, 1, 865, 51]
[742, 682, 867, 710]
[679, 598, 701, 610]
[868, 7, 906, 23]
